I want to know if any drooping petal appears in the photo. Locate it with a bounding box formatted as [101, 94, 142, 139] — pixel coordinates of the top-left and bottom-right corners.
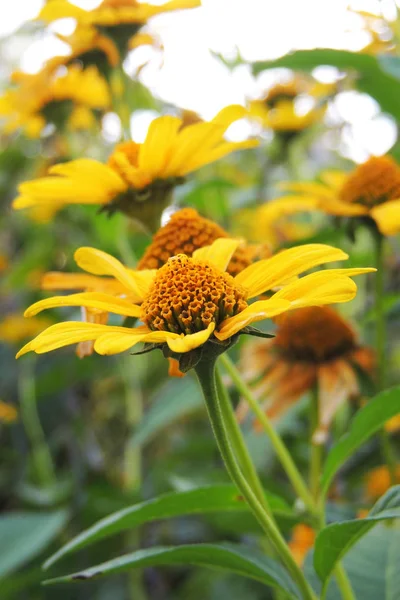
[371, 199, 400, 236]
[215, 299, 291, 341]
[49, 159, 126, 193]
[24, 292, 142, 318]
[74, 248, 153, 300]
[166, 322, 215, 353]
[16, 322, 121, 357]
[192, 238, 242, 272]
[235, 244, 349, 299]
[94, 328, 177, 355]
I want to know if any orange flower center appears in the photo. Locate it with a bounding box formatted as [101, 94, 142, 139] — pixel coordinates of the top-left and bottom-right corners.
[141, 254, 247, 335]
[274, 306, 356, 362]
[107, 141, 140, 184]
[339, 156, 400, 207]
[264, 82, 299, 108]
[137, 208, 254, 276]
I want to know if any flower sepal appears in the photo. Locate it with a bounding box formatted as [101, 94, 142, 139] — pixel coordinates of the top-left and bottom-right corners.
[240, 325, 275, 339]
[163, 334, 240, 374]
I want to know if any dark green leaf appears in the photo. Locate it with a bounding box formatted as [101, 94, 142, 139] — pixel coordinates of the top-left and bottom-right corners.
[321, 386, 400, 496]
[252, 49, 400, 120]
[44, 542, 300, 598]
[0, 510, 68, 579]
[314, 486, 400, 584]
[44, 484, 291, 568]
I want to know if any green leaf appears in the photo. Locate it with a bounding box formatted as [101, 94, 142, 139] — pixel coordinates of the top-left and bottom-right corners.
[314, 486, 400, 584]
[44, 485, 291, 569]
[44, 542, 299, 598]
[252, 49, 400, 120]
[130, 375, 203, 448]
[321, 386, 400, 496]
[0, 510, 68, 579]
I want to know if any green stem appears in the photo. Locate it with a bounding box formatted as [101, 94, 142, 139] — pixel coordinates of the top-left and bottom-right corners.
[215, 364, 272, 516]
[333, 564, 356, 600]
[18, 357, 56, 487]
[309, 386, 323, 502]
[374, 230, 397, 485]
[195, 359, 317, 600]
[219, 353, 316, 516]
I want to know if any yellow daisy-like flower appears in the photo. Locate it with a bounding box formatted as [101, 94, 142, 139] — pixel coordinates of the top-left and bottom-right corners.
[17, 240, 373, 370]
[13, 106, 258, 228]
[264, 156, 400, 236]
[248, 77, 333, 136]
[0, 65, 110, 138]
[37, 0, 201, 28]
[238, 306, 374, 443]
[365, 465, 400, 500]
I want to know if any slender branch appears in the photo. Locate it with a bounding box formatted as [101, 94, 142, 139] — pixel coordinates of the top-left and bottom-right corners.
[219, 353, 316, 516]
[309, 386, 323, 502]
[195, 358, 317, 600]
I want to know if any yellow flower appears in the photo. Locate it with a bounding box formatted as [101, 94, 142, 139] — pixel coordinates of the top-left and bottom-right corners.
[56, 25, 121, 70]
[349, 9, 396, 55]
[0, 65, 110, 138]
[0, 254, 8, 272]
[17, 240, 373, 368]
[265, 156, 400, 236]
[0, 401, 18, 424]
[248, 77, 333, 135]
[13, 106, 258, 228]
[238, 306, 375, 443]
[288, 524, 315, 566]
[365, 465, 400, 500]
[0, 314, 53, 344]
[38, 0, 201, 27]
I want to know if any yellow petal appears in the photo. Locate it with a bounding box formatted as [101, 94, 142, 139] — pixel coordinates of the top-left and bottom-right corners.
[138, 116, 182, 180]
[40, 272, 120, 292]
[257, 197, 319, 224]
[24, 292, 142, 318]
[94, 328, 178, 355]
[74, 248, 153, 300]
[181, 139, 259, 175]
[235, 244, 349, 299]
[272, 271, 365, 307]
[37, 0, 87, 22]
[49, 159, 126, 193]
[371, 200, 400, 236]
[192, 238, 242, 271]
[16, 322, 117, 358]
[215, 300, 291, 341]
[279, 181, 334, 198]
[166, 323, 215, 353]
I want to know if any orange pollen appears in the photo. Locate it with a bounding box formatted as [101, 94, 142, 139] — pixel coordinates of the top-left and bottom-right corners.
[137, 208, 253, 276]
[141, 254, 248, 335]
[339, 156, 400, 207]
[273, 306, 356, 363]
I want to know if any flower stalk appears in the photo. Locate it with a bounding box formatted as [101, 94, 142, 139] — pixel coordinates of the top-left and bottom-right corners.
[309, 385, 323, 502]
[195, 357, 317, 600]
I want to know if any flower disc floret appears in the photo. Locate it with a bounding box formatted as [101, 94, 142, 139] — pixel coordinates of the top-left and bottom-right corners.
[274, 306, 356, 363]
[141, 254, 248, 335]
[339, 156, 400, 207]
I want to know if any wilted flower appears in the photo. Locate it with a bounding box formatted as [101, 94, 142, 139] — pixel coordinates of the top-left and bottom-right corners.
[238, 306, 374, 443]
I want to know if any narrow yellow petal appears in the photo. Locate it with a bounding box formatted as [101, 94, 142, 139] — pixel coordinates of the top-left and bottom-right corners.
[235, 244, 349, 299]
[37, 0, 87, 22]
[192, 238, 242, 271]
[74, 248, 151, 300]
[215, 300, 290, 341]
[40, 272, 121, 292]
[138, 116, 182, 180]
[94, 328, 177, 355]
[278, 181, 334, 198]
[24, 292, 142, 318]
[166, 323, 215, 353]
[371, 200, 400, 236]
[257, 197, 320, 223]
[181, 140, 259, 175]
[49, 159, 126, 193]
[16, 322, 117, 358]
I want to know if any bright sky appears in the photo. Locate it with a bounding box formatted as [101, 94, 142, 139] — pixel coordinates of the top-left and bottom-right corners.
[0, 0, 399, 161]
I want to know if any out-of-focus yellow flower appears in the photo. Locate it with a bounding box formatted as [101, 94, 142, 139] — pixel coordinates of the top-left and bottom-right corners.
[238, 306, 375, 443]
[385, 414, 400, 433]
[248, 76, 334, 136]
[16, 240, 373, 362]
[266, 156, 400, 236]
[288, 524, 315, 566]
[349, 8, 396, 55]
[0, 255, 8, 272]
[0, 314, 53, 344]
[13, 106, 258, 228]
[365, 465, 400, 500]
[0, 401, 18, 424]
[0, 65, 110, 138]
[38, 0, 201, 28]
[56, 25, 121, 69]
